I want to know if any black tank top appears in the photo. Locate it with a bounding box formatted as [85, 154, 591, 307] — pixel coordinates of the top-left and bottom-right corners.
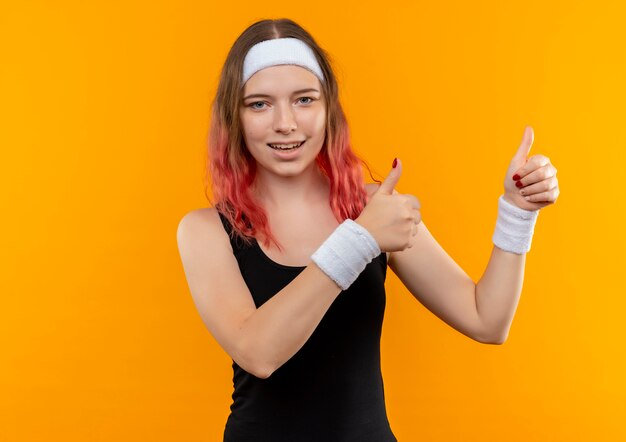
[218, 211, 397, 442]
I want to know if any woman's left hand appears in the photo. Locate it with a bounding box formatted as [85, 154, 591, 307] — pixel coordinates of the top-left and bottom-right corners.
[502, 125, 560, 211]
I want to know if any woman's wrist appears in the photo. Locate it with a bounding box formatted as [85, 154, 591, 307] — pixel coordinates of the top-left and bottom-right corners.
[311, 219, 381, 290]
[492, 194, 539, 254]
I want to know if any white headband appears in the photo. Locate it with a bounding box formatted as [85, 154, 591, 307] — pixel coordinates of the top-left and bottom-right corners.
[242, 37, 325, 85]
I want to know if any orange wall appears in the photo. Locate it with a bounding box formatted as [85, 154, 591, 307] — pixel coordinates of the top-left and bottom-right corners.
[2, 0, 624, 440]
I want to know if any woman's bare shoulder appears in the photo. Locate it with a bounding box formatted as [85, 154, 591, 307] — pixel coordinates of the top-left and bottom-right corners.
[177, 206, 228, 245]
[179, 206, 219, 226]
[364, 182, 379, 196]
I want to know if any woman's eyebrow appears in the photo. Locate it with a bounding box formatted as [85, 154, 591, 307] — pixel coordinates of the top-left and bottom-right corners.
[243, 88, 320, 101]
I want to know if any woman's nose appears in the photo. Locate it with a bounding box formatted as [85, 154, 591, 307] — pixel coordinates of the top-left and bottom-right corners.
[273, 104, 297, 133]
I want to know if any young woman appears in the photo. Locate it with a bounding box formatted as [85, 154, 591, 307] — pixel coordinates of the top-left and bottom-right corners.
[176, 18, 559, 442]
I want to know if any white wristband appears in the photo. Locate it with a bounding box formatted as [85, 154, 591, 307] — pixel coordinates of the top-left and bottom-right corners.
[492, 194, 539, 254]
[311, 219, 381, 290]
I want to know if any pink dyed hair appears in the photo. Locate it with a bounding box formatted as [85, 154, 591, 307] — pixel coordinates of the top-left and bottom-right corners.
[204, 18, 381, 251]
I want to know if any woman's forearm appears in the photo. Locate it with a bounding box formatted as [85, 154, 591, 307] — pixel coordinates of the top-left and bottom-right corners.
[475, 245, 527, 344]
[239, 262, 343, 378]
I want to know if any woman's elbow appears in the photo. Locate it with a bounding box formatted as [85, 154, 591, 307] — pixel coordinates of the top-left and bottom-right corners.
[232, 338, 274, 379]
[474, 329, 508, 345]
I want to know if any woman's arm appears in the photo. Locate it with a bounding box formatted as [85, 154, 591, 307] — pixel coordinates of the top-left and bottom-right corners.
[388, 219, 525, 345]
[475, 243, 526, 344]
[386, 219, 498, 344]
[177, 208, 343, 379]
[383, 125, 559, 344]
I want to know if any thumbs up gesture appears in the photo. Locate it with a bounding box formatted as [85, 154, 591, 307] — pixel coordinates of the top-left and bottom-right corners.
[503, 126, 560, 211]
[355, 158, 422, 252]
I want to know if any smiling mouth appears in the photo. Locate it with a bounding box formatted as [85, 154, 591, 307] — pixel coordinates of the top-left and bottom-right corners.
[267, 141, 305, 151]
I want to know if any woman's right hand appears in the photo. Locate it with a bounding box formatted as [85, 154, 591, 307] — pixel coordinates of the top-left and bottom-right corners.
[355, 158, 422, 252]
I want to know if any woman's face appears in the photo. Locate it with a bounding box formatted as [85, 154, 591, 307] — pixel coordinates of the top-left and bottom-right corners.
[240, 65, 326, 178]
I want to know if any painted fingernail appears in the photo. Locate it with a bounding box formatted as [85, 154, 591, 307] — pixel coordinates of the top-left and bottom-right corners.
[512, 174, 520, 181]
[392, 158, 397, 168]
[515, 180, 523, 188]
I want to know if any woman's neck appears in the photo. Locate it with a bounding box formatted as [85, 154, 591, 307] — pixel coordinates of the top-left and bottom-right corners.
[253, 165, 330, 211]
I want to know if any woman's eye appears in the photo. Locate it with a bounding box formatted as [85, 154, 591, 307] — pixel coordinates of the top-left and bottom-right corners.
[248, 97, 313, 110]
